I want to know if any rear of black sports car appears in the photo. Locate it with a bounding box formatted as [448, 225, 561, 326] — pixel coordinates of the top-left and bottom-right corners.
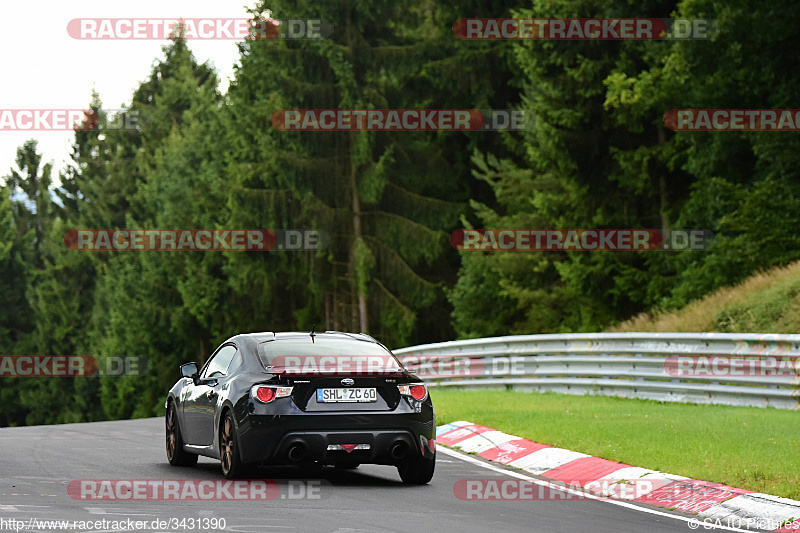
[234, 333, 436, 483]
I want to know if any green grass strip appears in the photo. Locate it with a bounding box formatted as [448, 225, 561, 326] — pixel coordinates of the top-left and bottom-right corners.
[431, 389, 800, 500]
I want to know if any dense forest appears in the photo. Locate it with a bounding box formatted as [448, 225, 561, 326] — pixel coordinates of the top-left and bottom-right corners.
[2, 0, 799, 426]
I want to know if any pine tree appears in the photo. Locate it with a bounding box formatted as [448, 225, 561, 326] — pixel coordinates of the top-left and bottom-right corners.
[84, 38, 226, 419]
[224, 0, 525, 346]
[0, 187, 34, 425]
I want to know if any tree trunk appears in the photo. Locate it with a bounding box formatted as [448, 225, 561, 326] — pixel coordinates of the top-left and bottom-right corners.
[658, 128, 669, 231]
[349, 142, 369, 333]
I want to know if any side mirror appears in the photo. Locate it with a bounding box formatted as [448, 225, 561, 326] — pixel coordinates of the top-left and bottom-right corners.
[180, 362, 199, 384]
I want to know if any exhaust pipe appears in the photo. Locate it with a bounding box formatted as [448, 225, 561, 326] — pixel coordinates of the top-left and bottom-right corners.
[390, 442, 408, 461]
[287, 443, 306, 462]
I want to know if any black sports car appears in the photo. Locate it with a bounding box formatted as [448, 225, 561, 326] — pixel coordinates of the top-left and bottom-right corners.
[165, 331, 436, 483]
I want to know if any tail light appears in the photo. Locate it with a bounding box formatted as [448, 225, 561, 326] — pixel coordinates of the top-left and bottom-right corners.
[398, 384, 428, 401]
[252, 385, 293, 403]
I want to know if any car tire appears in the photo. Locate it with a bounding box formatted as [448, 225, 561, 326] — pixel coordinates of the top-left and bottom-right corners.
[220, 410, 250, 479]
[397, 449, 435, 485]
[166, 402, 198, 467]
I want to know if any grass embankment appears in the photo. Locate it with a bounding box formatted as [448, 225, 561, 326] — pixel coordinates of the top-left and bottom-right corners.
[610, 260, 800, 332]
[431, 389, 800, 500]
[430, 262, 800, 498]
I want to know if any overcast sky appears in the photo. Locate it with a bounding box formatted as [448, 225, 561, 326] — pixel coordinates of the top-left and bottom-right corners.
[1, 0, 256, 185]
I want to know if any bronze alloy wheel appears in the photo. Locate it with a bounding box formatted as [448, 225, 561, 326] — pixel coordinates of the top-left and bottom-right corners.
[220, 411, 249, 478]
[165, 402, 198, 467]
[166, 407, 177, 460]
[221, 415, 234, 475]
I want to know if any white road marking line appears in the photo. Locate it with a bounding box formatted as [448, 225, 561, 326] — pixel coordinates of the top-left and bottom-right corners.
[83, 507, 154, 517]
[0, 504, 51, 511]
[438, 446, 753, 532]
[224, 527, 296, 531]
[11, 476, 70, 481]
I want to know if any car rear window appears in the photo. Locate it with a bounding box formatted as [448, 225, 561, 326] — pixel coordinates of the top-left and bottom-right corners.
[257, 337, 401, 369]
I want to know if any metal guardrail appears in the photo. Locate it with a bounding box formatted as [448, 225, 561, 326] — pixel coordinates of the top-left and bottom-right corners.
[393, 333, 800, 410]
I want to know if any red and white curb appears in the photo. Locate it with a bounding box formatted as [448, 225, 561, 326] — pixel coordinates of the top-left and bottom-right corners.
[437, 421, 800, 531]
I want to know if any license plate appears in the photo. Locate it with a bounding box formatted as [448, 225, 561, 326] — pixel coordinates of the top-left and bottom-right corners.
[316, 387, 377, 403]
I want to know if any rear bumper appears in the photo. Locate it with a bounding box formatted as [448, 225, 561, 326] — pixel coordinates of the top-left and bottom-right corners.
[275, 429, 418, 464]
[237, 412, 435, 465]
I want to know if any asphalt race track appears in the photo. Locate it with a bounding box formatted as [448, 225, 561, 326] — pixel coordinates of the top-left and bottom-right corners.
[1, 418, 699, 533]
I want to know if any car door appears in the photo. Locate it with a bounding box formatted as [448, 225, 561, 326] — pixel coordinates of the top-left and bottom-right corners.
[182, 345, 238, 446]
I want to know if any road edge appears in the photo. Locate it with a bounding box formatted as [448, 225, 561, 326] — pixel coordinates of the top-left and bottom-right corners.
[436, 421, 800, 532]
